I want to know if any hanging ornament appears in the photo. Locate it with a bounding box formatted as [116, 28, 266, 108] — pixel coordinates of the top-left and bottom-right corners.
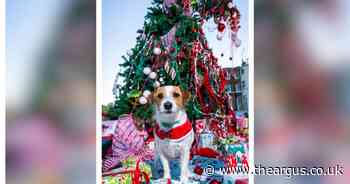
[153, 81, 161, 88]
[227, 2, 234, 9]
[143, 90, 152, 98]
[192, 11, 200, 17]
[149, 72, 157, 79]
[143, 67, 152, 75]
[217, 20, 226, 32]
[139, 96, 148, 104]
[216, 31, 224, 40]
[235, 38, 242, 47]
[153, 47, 161, 55]
[159, 77, 164, 82]
[127, 50, 133, 56]
[164, 61, 176, 80]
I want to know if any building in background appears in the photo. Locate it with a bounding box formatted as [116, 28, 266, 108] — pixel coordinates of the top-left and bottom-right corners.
[224, 60, 249, 114]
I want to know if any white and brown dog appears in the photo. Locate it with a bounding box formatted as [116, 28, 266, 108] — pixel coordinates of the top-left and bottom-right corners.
[152, 86, 194, 183]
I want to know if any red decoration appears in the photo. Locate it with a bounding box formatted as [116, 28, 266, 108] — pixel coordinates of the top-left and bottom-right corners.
[194, 165, 204, 175]
[210, 180, 222, 184]
[218, 21, 226, 32]
[102, 160, 150, 184]
[225, 155, 237, 168]
[235, 179, 248, 184]
[194, 147, 220, 158]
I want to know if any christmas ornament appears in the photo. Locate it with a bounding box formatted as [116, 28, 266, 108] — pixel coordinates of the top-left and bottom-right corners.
[194, 165, 204, 175]
[216, 32, 224, 40]
[153, 47, 161, 55]
[227, 2, 234, 9]
[139, 96, 148, 104]
[127, 49, 133, 56]
[143, 67, 152, 75]
[143, 90, 152, 98]
[217, 21, 226, 32]
[159, 77, 164, 82]
[210, 180, 221, 184]
[148, 72, 157, 79]
[154, 81, 161, 88]
[192, 11, 200, 17]
[164, 61, 177, 80]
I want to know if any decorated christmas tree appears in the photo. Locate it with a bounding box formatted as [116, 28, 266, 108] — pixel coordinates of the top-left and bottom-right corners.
[107, 0, 241, 129]
[103, 1, 249, 183]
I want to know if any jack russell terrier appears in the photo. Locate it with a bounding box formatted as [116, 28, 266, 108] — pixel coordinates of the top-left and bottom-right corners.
[152, 86, 194, 183]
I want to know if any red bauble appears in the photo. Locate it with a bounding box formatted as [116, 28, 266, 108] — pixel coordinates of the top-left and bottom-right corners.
[210, 180, 221, 184]
[194, 166, 204, 175]
[218, 22, 225, 32]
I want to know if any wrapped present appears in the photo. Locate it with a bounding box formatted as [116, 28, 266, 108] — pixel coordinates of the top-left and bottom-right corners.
[103, 114, 154, 172]
[209, 119, 227, 138]
[103, 159, 151, 184]
[224, 155, 237, 169]
[191, 156, 225, 173]
[198, 131, 216, 150]
[235, 179, 248, 184]
[195, 119, 206, 134]
[225, 143, 245, 156]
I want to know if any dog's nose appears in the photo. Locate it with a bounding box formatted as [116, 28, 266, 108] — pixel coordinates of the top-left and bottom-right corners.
[164, 101, 172, 110]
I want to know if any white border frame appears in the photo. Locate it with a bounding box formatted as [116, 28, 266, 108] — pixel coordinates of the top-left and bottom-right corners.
[248, 0, 255, 183]
[1, 0, 6, 183]
[96, 0, 255, 183]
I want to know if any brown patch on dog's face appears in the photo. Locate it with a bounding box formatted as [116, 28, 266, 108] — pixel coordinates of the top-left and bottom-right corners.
[152, 86, 190, 110]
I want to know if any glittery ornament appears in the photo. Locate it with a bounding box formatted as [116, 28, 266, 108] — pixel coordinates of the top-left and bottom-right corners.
[127, 50, 133, 56]
[139, 96, 148, 104]
[216, 31, 224, 40]
[143, 67, 152, 75]
[153, 47, 161, 55]
[227, 2, 234, 9]
[143, 90, 151, 98]
[153, 81, 161, 88]
[149, 72, 157, 79]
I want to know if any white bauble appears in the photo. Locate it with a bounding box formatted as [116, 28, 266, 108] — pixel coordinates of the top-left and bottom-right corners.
[159, 77, 164, 82]
[192, 11, 200, 17]
[149, 72, 157, 79]
[153, 47, 162, 55]
[227, 2, 234, 9]
[153, 81, 161, 88]
[143, 90, 152, 98]
[216, 32, 224, 40]
[127, 49, 133, 56]
[143, 67, 152, 75]
[139, 96, 148, 104]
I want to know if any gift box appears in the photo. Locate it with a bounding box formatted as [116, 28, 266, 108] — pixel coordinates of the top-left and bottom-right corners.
[103, 158, 151, 184]
[225, 143, 245, 156]
[198, 131, 216, 150]
[103, 114, 154, 172]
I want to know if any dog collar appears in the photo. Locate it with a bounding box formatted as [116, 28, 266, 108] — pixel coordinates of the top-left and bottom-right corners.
[155, 119, 192, 140]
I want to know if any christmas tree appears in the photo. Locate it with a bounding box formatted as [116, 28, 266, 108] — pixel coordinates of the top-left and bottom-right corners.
[106, 0, 241, 133]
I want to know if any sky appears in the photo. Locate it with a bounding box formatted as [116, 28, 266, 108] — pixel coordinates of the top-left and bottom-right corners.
[6, 0, 70, 111]
[102, 0, 250, 105]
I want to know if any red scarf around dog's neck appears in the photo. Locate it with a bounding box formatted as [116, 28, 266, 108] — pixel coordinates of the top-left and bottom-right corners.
[155, 119, 192, 140]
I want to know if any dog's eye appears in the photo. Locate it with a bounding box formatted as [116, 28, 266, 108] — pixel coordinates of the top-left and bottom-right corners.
[173, 92, 180, 98]
[157, 93, 163, 99]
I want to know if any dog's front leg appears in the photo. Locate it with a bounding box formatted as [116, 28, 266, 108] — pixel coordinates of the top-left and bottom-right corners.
[179, 149, 190, 184]
[159, 152, 171, 180]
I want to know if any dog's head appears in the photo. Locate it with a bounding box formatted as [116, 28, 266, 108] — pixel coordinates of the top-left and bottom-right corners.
[151, 86, 190, 118]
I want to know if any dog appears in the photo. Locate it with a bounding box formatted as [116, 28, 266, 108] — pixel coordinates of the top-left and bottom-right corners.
[151, 86, 194, 183]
